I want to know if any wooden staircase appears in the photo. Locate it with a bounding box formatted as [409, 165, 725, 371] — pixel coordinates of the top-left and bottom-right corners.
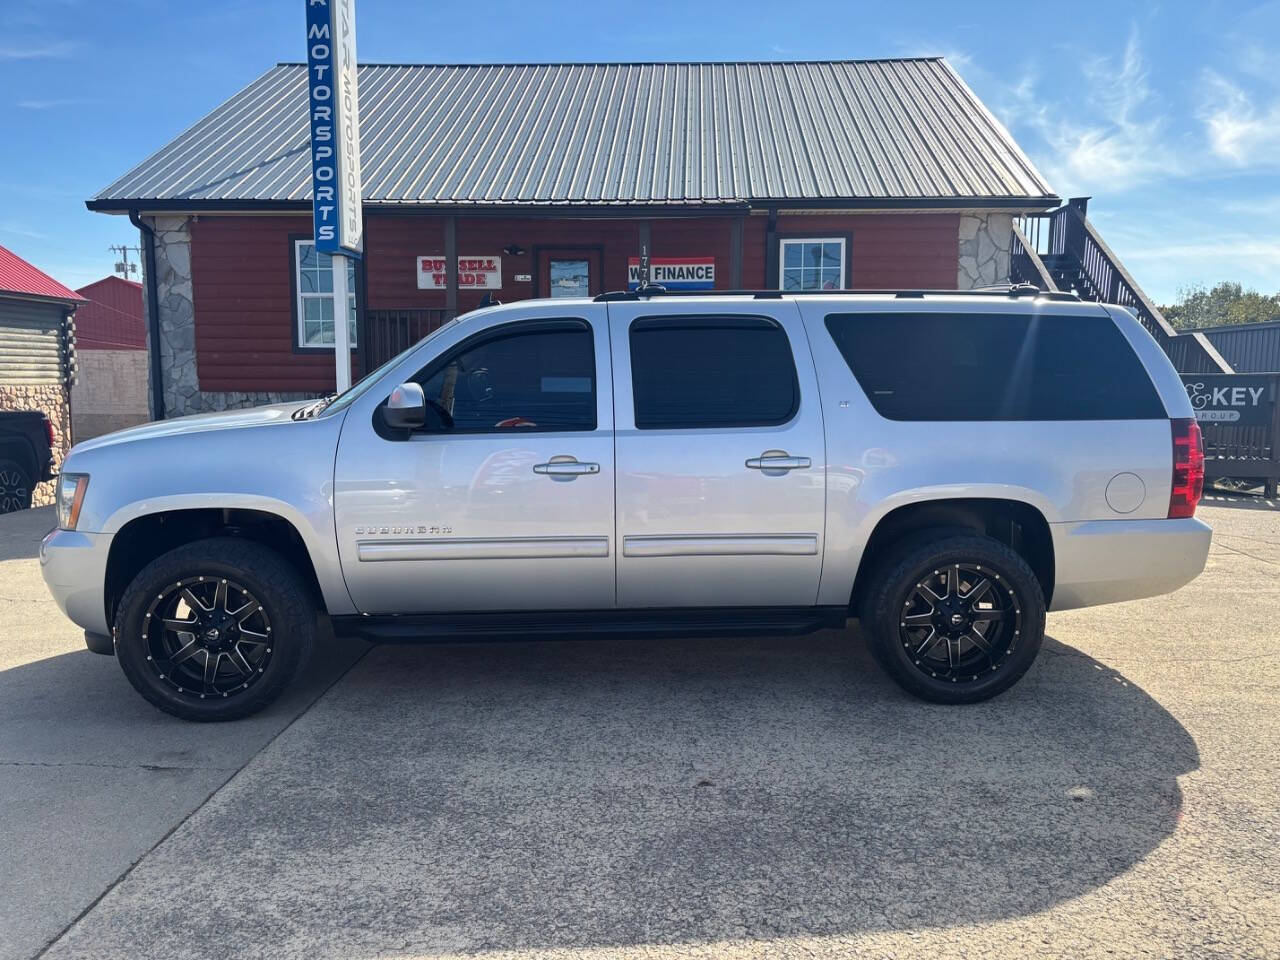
[1011, 198, 1232, 375]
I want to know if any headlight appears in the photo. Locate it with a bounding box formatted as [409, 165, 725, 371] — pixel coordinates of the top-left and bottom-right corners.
[56, 473, 89, 530]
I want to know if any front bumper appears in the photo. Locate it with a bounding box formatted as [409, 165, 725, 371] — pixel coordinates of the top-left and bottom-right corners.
[1050, 516, 1212, 611]
[39, 527, 111, 636]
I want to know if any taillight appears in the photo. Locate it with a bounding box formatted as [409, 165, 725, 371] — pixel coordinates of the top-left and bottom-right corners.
[1169, 417, 1204, 518]
[43, 415, 55, 449]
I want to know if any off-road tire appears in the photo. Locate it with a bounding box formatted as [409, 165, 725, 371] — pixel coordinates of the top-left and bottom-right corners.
[862, 533, 1045, 704]
[114, 537, 316, 721]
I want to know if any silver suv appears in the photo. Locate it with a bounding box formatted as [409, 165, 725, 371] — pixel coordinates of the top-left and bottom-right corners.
[40, 289, 1211, 720]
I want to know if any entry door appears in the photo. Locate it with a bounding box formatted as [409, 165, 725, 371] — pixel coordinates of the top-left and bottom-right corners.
[538, 249, 603, 299]
[609, 301, 827, 608]
[334, 306, 616, 614]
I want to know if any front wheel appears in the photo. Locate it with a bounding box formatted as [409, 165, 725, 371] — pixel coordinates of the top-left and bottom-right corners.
[114, 538, 316, 721]
[862, 534, 1046, 704]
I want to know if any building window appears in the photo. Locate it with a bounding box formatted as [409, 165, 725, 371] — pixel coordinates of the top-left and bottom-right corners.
[295, 240, 356, 348]
[779, 238, 846, 291]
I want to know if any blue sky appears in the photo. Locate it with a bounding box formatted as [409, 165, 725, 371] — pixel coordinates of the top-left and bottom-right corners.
[1, 0, 1278, 303]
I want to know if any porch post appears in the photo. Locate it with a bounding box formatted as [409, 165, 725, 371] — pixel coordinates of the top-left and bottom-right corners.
[729, 215, 744, 289]
[764, 207, 779, 289]
[445, 215, 458, 317]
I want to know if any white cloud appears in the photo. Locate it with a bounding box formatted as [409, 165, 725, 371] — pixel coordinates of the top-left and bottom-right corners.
[0, 40, 78, 60]
[1224, 195, 1280, 217]
[0, 221, 48, 241]
[1135, 238, 1280, 269]
[1199, 70, 1280, 165]
[1098, 210, 1280, 301]
[1002, 27, 1180, 195]
[15, 98, 95, 110]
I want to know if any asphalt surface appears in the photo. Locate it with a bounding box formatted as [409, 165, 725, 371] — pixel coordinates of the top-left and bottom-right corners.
[1, 496, 1277, 959]
[0, 507, 368, 960]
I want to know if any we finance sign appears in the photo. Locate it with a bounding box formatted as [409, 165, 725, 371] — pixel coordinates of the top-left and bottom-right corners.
[305, 0, 362, 257]
[627, 257, 715, 290]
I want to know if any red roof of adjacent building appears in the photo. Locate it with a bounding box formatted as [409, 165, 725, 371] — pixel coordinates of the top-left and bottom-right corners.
[0, 243, 86, 304]
[74, 276, 146, 350]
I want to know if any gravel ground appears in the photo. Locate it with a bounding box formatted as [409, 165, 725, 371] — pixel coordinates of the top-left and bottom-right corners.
[2, 497, 1277, 959]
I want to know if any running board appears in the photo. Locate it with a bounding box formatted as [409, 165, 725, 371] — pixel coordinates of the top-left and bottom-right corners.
[331, 606, 849, 644]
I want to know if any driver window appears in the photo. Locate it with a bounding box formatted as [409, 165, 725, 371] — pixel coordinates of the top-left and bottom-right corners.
[416, 320, 596, 432]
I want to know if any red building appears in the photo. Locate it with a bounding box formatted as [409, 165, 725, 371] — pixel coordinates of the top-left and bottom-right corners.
[88, 59, 1061, 417]
[73, 276, 144, 350]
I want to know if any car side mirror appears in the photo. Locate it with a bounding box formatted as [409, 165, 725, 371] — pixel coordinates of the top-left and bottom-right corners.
[383, 382, 426, 430]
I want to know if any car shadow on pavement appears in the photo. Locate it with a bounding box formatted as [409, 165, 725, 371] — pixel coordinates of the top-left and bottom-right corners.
[43, 628, 1202, 957]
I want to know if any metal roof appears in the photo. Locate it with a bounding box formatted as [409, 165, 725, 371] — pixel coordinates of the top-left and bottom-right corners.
[1196, 320, 1280, 373]
[91, 59, 1056, 210]
[0, 244, 86, 304]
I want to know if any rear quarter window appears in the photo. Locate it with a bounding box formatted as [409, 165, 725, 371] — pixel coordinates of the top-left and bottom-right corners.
[824, 311, 1167, 421]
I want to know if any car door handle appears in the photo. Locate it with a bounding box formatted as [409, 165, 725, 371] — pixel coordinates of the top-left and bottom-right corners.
[533, 459, 600, 477]
[745, 454, 811, 472]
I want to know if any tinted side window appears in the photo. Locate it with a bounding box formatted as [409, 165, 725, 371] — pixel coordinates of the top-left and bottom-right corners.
[415, 320, 595, 432]
[824, 312, 1166, 421]
[630, 316, 799, 429]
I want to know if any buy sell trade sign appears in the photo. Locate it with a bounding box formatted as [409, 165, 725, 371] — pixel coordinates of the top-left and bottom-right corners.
[417, 256, 502, 289]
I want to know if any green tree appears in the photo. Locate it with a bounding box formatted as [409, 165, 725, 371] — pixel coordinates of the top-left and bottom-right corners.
[1161, 282, 1280, 331]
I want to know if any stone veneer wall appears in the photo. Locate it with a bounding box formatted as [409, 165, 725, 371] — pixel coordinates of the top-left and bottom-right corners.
[0, 383, 71, 506]
[957, 212, 1013, 289]
[143, 215, 320, 418]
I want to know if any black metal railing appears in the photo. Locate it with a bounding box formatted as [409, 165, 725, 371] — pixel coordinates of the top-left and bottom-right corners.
[1016, 202, 1232, 375]
[363, 308, 454, 369]
[1009, 222, 1059, 292]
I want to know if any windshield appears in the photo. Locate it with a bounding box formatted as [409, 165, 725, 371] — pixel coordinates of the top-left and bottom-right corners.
[316, 317, 464, 418]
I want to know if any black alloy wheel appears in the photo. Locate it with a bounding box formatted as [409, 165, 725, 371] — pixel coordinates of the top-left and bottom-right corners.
[141, 576, 274, 701]
[897, 562, 1022, 683]
[114, 538, 316, 721]
[862, 533, 1046, 704]
[0, 460, 32, 513]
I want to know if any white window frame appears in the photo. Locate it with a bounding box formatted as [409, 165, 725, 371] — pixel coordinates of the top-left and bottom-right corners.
[778, 237, 847, 291]
[294, 239, 357, 350]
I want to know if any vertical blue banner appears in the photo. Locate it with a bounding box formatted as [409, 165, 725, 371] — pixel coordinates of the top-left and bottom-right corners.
[304, 0, 362, 257]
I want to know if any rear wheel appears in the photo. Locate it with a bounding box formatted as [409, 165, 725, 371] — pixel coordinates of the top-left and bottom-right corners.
[0, 459, 32, 513]
[862, 533, 1045, 704]
[114, 538, 315, 721]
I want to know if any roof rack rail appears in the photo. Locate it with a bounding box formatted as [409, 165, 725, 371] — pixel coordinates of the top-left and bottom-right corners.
[593, 285, 1081, 303]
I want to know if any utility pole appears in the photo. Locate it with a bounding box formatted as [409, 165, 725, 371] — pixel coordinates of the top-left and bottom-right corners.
[109, 244, 141, 281]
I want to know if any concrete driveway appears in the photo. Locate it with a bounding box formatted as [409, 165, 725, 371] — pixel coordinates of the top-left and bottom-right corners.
[1, 498, 1277, 959]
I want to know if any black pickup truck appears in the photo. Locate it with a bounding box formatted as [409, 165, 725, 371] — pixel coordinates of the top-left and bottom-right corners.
[0, 410, 55, 513]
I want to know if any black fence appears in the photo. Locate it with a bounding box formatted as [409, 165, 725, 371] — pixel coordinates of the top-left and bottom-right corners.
[363, 308, 454, 370]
